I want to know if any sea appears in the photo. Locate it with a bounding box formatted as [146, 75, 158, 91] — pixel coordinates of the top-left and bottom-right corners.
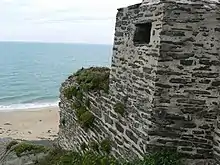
[0, 42, 112, 111]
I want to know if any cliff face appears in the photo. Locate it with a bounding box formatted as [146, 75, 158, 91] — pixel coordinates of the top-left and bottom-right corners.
[57, 0, 220, 164]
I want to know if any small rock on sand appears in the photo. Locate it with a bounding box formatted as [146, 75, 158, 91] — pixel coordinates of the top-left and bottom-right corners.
[4, 123, 12, 126]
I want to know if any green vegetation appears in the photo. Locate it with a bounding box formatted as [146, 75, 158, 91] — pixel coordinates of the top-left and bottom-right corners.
[75, 105, 87, 119]
[85, 98, 90, 108]
[63, 67, 110, 129]
[80, 142, 88, 151]
[74, 67, 110, 93]
[138, 151, 182, 165]
[71, 101, 94, 129]
[36, 148, 182, 165]
[35, 148, 66, 165]
[88, 141, 99, 152]
[79, 111, 95, 128]
[63, 86, 78, 100]
[13, 142, 49, 157]
[64, 67, 110, 100]
[37, 150, 118, 165]
[6, 141, 18, 151]
[100, 139, 112, 154]
[114, 102, 125, 116]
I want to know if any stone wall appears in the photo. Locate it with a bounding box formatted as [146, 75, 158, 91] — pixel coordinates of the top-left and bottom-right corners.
[151, 0, 220, 160]
[57, 0, 220, 164]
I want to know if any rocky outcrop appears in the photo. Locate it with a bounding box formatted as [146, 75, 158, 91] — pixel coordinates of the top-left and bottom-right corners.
[0, 138, 50, 165]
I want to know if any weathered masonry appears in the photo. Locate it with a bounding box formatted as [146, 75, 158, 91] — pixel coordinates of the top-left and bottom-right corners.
[57, 0, 220, 164]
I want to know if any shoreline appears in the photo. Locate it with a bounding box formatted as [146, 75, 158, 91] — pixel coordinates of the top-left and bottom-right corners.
[0, 101, 59, 112]
[0, 105, 59, 113]
[0, 106, 60, 141]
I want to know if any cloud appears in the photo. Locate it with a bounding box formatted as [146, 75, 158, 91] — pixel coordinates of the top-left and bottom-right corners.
[0, 0, 141, 44]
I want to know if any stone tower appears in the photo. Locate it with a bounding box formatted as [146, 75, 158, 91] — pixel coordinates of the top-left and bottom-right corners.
[110, 0, 220, 163]
[58, 0, 220, 164]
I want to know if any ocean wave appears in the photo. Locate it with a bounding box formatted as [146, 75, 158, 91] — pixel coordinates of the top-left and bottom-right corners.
[0, 101, 59, 111]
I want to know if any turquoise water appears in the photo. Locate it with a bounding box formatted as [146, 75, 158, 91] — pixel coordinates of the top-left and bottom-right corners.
[0, 42, 112, 110]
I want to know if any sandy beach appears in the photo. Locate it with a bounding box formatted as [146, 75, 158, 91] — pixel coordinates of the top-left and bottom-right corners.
[0, 106, 60, 141]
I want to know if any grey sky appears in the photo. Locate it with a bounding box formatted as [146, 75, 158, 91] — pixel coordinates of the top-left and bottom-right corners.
[0, 0, 141, 44]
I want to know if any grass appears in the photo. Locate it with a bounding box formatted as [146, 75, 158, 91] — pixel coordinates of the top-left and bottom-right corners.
[36, 148, 182, 165]
[13, 142, 49, 157]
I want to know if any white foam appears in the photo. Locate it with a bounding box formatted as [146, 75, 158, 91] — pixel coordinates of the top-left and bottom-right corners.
[0, 101, 59, 112]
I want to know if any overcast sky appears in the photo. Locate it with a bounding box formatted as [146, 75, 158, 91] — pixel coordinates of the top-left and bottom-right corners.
[0, 0, 141, 44]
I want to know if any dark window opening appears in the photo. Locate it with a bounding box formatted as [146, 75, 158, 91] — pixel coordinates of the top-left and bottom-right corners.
[133, 22, 152, 44]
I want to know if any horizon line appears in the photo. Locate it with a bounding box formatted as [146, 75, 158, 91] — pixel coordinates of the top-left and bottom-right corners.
[0, 40, 113, 46]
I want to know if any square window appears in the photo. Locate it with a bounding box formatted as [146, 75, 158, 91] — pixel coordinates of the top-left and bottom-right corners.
[133, 22, 152, 44]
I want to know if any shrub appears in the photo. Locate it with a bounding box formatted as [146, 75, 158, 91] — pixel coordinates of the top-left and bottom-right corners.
[36, 148, 67, 165]
[145, 150, 182, 165]
[75, 90, 83, 101]
[80, 142, 88, 151]
[71, 100, 81, 109]
[75, 105, 87, 119]
[85, 98, 90, 108]
[114, 102, 125, 116]
[13, 143, 48, 157]
[88, 141, 99, 152]
[74, 67, 110, 93]
[81, 152, 119, 165]
[100, 139, 111, 154]
[79, 111, 95, 129]
[63, 86, 78, 100]
[127, 150, 182, 165]
[59, 151, 82, 165]
[36, 148, 182, 165]
[71, 99, 95, 129]
[6, 141, 18, 151]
